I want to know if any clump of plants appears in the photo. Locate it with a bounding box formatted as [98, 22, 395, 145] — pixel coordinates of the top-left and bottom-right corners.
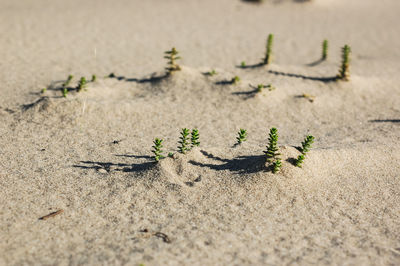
[165, 47, 181, 74]
[337, 45, 351, 81]
[191, 129, 200, 148]
[322, 39, 328, 60]
[152, 138, 164, 162]
[178, 128, 190, 154]
[236, 129, 247, 144]
[257, 84, 275, 93]
[76, 77, 87, 92]
[262, 34, 274, 65]
[63, 75, 74, 87]
[295, 135, 314, 167]
[61, 75, 73, 97]
[264, 127, 281, 173]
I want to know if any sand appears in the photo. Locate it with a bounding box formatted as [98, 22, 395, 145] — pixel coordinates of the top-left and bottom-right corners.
[1, 0, 400, 265]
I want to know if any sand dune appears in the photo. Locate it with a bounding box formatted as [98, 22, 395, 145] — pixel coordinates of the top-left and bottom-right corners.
[1, 0, 400, 265]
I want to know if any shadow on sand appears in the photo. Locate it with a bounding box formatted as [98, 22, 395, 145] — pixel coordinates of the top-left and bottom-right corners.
[73, 159, 155, 173]
[107, 72, 169, 84]
[188, 150, 268, 174]
[369, 119, 400, 123]
[267, 69, 338, 83]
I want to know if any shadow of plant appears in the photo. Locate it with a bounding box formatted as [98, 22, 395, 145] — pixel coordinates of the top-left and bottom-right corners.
[215, 79, 237, 85]
[268, 69, 337, 83]
[188, 150, 267, 174]
[236, 62, 265, 69]
[232, 87, 259, 99]
[73, 159, 155, 173]
[108, 72, 169, 84]
[369, 119, 400, 123]
[306, 58, 324, 67]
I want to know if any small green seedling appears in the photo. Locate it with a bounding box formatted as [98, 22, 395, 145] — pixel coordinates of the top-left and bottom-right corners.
[264, 127, 280, 162]
[165, 47, 181, 74]
[322, 39, 328, 60]
[236, 129, 247, 144]
[262, 34, 274, 65]
[61, 75, 73, 96]
[63, 75, 73, 87]
[337, 45, 351, 81]
[241, 61, 246, 67]
[264, 127, 281, 173]
[178, 128, 190, 154]
[107, 73, 116, 78]
[91, 74, 97, 82]
[257, 84, 275, 93]
[295, 135, 314, 167]
[168, 152, 174, 157]
[300, 135, 314, 153]
[191, 129, 200, 148]
[152, 138, 164, 162]
[62, 87, 68, 97]
[77, 77, 87, 92]
[208, 69, 217, 76]
[232, 76, 240, 84]
[41, 87, 47, 93]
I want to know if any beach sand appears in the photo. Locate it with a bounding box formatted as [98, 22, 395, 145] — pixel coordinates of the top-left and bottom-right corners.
[0, 0, 400, 265]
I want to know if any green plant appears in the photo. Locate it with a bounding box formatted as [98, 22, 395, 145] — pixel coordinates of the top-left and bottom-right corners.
[208, 69, 217, 76]
[41, 87, 47, 93]
[232, 76, 240, 84]
[272, 158, 282, 173]
[164, 47, 181, 74]
[61, 75, 73, 97]
[337, 45, 351, 81]
[262, 34, 274, 65]
[77, 77, 87, 92]
[91, 74, 97, 82]
[152, 138, 164, 162]
[236, 129, 247, 144]
[295, 135, 314, 167]
[322, 39, 328, 60]
[168, 152, 174, 157]
[264, 127, 280, 162]
[264, 127, 281, 173]
[241, 61, 246, 67]
[191, 129, 200, 147]
[257, 84, 275, 92]
[107, 73, 116, 78]
[63, 75, 73, 87]
[62, 87, 68, 97]
[178, 128, 190, 154]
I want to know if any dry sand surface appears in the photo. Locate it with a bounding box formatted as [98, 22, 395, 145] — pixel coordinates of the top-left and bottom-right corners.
[1, 0, 400, 265]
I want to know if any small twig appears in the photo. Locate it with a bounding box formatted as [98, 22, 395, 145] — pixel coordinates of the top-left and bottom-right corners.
[39, 209, 64, 220]
[139, 228, 171, 243]
[154, 232, 171, 243]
